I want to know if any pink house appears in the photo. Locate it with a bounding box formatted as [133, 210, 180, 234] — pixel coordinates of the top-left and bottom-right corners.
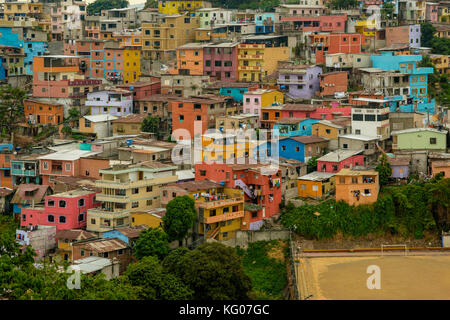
[282, 104, 352, 120]
[317, 150, 365, 173]
[243, 89, 283, 116]
[280, 14, 347, 32]
[426, 3, 439, 23]
[20, 189, 100, 231]
[203, 43, 238, 82]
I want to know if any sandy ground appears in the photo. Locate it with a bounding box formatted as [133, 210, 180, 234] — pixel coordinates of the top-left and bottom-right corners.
[299, 255, 450, 300]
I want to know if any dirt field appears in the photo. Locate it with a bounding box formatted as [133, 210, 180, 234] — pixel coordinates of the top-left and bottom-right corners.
[299, 255, 450, 300]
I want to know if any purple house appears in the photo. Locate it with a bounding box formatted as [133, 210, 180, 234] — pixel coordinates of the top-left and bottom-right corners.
[277, 64, 322, 99]
[388, 156, 410, 179]
[203, 42, 239, 82]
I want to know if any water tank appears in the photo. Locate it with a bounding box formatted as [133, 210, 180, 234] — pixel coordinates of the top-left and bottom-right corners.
[126, 139, 133, 146]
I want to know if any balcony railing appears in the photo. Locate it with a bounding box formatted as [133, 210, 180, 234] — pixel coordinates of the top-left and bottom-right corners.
[11, 169, 37, 176]
[196, 197, 244, 209]
[96, 176, 177, 189]
[238, 65, 261, 71]
[204, 210, 245, 224]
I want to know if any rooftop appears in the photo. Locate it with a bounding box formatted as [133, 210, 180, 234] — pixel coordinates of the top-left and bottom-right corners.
[281, 136, 328, 144]
[298, 171, 335, 181]
[339, 134, 379, 141]
[335, 168, 378, 176]
[112, 114, 146, 123]
[166, 179, 222, 192]
[84, 114, 119, 123]
[318, 149, 364, 162]
[391, 127, 447, 135]
[74, 238, 128, 252]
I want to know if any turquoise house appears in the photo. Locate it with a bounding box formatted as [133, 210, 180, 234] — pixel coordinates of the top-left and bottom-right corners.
[219, 87, 249, 103]
[274, 118, 320, 137]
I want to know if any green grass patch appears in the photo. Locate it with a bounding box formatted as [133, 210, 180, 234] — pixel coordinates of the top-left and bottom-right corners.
[237, 240, 288, 300]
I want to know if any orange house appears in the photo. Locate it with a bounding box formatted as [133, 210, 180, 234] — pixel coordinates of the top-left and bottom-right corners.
[24, 99, 64, 125]
[335, 168, 379, 206]
[0, 151, 14, 189]
[260, 105, 284, 129]
[176, 43, 206, 76]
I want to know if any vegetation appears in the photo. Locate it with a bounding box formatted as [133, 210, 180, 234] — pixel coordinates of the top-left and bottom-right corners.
[326, 0, 358, 9]
[421, 22, 450, 55]
[141, 115, 161, 136]
[307, 156, 319, 173]
[144, 0, 158, 9]
[0, 85, 27, 141]
[381, 3, 394, 18]
[163, 242, 252, 300]
[281, 178, 450, 240]
[419, 55, 450, 107]
[162, 196, 197, 244]
[133, 227, 170, 260]
[237, 241, 287, 300]
[375, 154, 392, 186]
[123, 256, 193, 300]
[87, 0, 129, 15]
[210, 0, 280, 12]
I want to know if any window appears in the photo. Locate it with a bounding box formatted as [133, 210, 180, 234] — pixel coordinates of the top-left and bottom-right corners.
[282, 145, 286, 151]
[91, 218, 96, 224]
[65, 163, 71, 171]
[43, 161, 48, 170]
[352, 177, 358, 184]
[146, 199, 153, 206]
[81, 249, 85, 257]
[355, 130, 361, 135]
[430, 138, 437, 144]
[352, 114, 363, 121]
[47, 199, 55, 207]
[365, 114, 376, 121]
[132, 202, 139, 208]
[295, 147, 300, 152]
[146, 186, 153, 192]
[78, 199, 85, 207]
[48, 215, 55, 222]
[59, 216, 66, 223]
[132, 188, 139, 194]
[339, 177, 345, 184]
[200, 170, 206, 176]
[59, 200, 66, 208]
[118, 249, 123, 255]
[78, 213, 85, 222]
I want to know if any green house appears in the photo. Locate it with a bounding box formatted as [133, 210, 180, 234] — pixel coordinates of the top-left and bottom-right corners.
[391, 128, 447, 151]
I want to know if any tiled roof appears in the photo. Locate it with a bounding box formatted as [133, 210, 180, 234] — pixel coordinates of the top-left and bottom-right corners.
[166, 179, 222, 192]
[282, 136, 328, 144]
[56, 229, 97, 241]
[75, 238, 128, 253]
[282, 104, 318, 111]
[11, 184, 51, 205]
[112, 114, 147, 123]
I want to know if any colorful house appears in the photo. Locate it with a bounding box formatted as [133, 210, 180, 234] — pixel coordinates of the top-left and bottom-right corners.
[20, 189, 100, 231]
[0, 149, 14, 189]
[307, 33, 363, 65]
[278, 136, 328, 163]
[24, 99, 64, 126]
[86, 89, 133, 117]
[158, 0, 206, 15]
[161, 180, 245, 240]
[123, 46, 141, 83]
[131, 208, 166, 228]
[11, 154, 42, 185]
[195, 163, 282, 230]
[387, 156, 410, 179]
[203, 42, 239, 82]
[311, 119, 351, 150]
[274, 118, 320, 137]
[277, 64, 322, 99]
[317, 149, 364, 173]
[335, 168, 379, 206]
[55, 229, 97, 262]
[297, 171, 335, 199]
[391, 128, 447, 151]
[278, 14, 347, 33]
[11, 184, 52, 216]
[102, 225, 148, 246]
[282, 104, 352, 121]
[243, 89, 284, 116]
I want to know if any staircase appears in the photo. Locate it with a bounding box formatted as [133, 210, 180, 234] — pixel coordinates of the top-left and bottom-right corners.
[235, 179, 256, 199]
[207, 226, 220, 240]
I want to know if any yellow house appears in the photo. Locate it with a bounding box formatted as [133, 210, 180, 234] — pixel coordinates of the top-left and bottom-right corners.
[131, 208, 166, 229]
[55, 229, 97, 263]
[355, 20, 377, 37]
[161, 180, 245, 240]
[158, 0, 206, 15]
[3, 2, 43, 21]
[142, 15, 200, 60]
[297, 172, 336, 199]
[86, 162, 178, 234]
[237, 44, 289, 81]
[113, 31, 142, 48]
[112, 114, 146, 135]
[429, 54, 449, 75]
[201, 132, 257, 163]
[124, 46, 142, 83]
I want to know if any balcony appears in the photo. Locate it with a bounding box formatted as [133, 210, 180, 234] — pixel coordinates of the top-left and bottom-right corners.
[277, 78, 305, 85]
[11, 169, 37, 176]
[238, 65, 261, 71]
[238, 54, 263, 60]
[95, 194, 129, 203]
[196, 197, 244, 209]
[96, 175, 177, 189]
[87, 208, 130, 219]
[204, 210, 245, 224]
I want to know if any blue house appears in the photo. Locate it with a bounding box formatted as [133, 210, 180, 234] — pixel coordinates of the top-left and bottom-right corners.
[274, 118, 320, 137]
[371, 51, 435, 114]
[260, 136, 328, 163]
[219, 87, 250, 103]
[102, 225, 148, 245]
[255, 13, 275, 34]
[0, 57, 6, 81]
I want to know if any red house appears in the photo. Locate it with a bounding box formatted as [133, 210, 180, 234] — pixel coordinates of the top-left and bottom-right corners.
[116, 78, 161, 100]
[317, 150, 365, 173]
[309, 33, 363, 64]
[20, 189, 100, 231]
[195, 163, 282, 229]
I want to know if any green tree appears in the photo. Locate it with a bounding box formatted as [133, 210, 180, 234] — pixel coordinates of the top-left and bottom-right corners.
[327, 0, 358, 9]
[381, 2, 394, 18]
[163, 242, 252, 300]
[144, 0, 158, 8]
[431, 37, 450, 55]
[307, 156, 319, 173]
[87, 0, 129, 15]
[61, 126, 72, 137]
[375, 154, 392, 186]
[163, 195, 196, 244]
[0, 85, 27, 142]
[141, 115, 160, 134]
[123, 256, 193, 300]
[420, 22, 436, 48]
[133, 227, 170, 260]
